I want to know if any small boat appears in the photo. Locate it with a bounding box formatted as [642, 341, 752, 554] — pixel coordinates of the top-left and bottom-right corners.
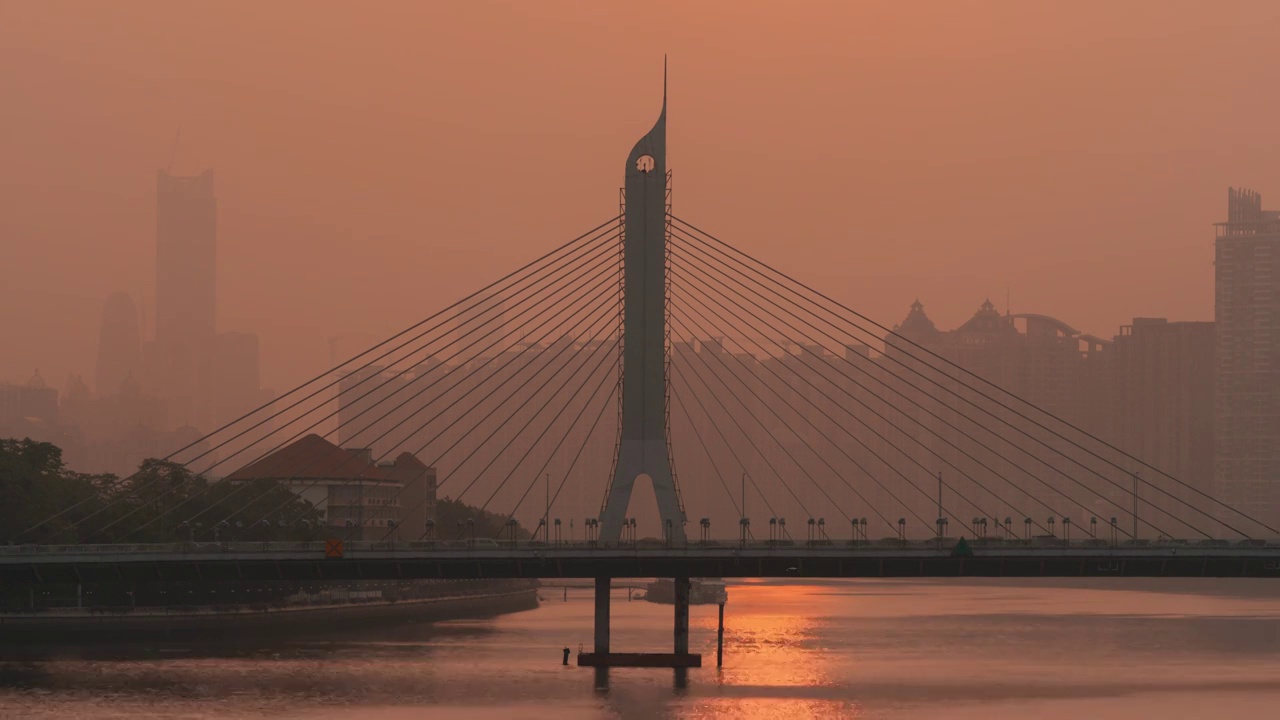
[642, 578, 728, 605]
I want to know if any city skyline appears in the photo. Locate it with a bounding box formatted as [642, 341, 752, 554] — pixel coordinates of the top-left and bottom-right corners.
[5, 2, 1279, 397]
[3, 7, 1280, 715]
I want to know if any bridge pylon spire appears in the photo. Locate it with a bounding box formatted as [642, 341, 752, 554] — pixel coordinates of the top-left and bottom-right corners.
[599, 70, 687, 542]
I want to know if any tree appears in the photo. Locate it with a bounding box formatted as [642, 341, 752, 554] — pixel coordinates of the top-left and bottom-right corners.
[0, 438, 324, 544]
[0, 438, 100, 544]
[435, 496, 530, 540]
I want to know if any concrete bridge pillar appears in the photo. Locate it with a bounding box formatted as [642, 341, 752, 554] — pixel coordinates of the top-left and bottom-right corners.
[594, 576, 611, 654]
[673, 576, 690, 655]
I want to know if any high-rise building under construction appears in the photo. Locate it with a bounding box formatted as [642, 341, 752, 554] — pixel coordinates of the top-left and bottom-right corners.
[1215, 187, 1280, 526]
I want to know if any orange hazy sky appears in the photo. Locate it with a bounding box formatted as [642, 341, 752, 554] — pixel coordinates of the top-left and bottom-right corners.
[3, 1, 1278, 393]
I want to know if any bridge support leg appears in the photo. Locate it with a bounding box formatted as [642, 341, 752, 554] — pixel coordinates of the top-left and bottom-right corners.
[674, 576, 690, 655]
[594, 577, 611, 654]
[716, 602, 725, 667]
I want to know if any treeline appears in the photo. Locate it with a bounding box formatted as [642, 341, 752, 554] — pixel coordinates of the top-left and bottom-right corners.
[434, 496, 531, 541]
[0, 437, 323, 544]
[0, 438, 530, 545]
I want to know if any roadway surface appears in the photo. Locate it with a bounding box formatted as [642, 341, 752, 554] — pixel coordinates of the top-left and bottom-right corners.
[3, 540, 1280, 583]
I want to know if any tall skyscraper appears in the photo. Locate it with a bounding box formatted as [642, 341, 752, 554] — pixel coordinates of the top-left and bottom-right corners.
[155, 169, 217, 346]
[1215, 187, 1280, 525]
[94, 292, 142, 396]
[152, 170, 217, 422]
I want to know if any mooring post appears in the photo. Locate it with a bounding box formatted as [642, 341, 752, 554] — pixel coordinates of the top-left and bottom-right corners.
[716, 602, 725, 667]
[594, 577, 611, 655]
[674, 576, 690, 656]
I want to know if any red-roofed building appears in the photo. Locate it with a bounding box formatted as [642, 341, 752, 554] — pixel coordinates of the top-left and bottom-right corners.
[227, 434, 435, 540]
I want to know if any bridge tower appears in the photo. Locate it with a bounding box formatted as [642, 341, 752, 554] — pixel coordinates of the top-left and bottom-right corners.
[599, 66, 688, 543]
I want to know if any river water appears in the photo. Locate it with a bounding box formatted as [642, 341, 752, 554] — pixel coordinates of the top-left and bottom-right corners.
[1, 578, 1277, 719]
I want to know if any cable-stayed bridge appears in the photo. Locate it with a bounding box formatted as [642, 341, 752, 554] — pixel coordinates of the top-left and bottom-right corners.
[8, 71, 1279, 664]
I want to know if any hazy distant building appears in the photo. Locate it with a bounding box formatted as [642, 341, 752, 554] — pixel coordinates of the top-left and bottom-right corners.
[94, 292, 143, 397]
[209, 331, 272, 429]
[891, 299, 1086, 420]
[227, 434, 436, 541]
[150, 169, 218, 426]
[145, 169, 271, 434]
[1215, 187, 1280, 525]
[1112, 318, 1215, 529]
[0, 371, 64, 448]
[453, 292, 506, 356]
[155, 169, 217, 349]
[0, 371, 58, 428]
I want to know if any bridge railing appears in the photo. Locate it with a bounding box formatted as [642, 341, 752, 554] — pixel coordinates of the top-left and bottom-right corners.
[1, 537, 1276, 557]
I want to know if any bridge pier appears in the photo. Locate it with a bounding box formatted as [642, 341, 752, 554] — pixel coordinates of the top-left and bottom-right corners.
[594, 576, 610, 654]
[673, 576, 690, 655]
[580, 575, 702, 670]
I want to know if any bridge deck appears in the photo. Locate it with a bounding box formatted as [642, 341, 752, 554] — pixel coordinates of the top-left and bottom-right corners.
[2, 541, 1279, 581]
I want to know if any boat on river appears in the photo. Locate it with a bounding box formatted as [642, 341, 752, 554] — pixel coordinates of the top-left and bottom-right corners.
[640, 578, 727, 605]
